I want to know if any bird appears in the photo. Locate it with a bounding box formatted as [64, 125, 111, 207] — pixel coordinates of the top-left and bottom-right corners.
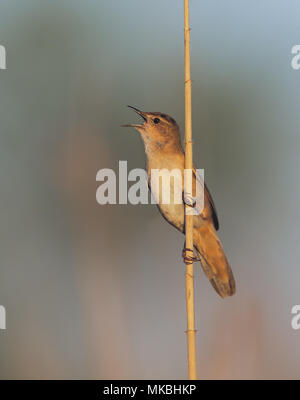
[122, 106, 235, 298]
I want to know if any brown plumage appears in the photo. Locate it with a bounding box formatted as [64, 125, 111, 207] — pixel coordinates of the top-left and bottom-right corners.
[122, 106, 236, 298]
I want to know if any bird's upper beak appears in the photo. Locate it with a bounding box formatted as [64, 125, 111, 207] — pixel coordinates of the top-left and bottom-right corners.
[121, 106, 147, 129]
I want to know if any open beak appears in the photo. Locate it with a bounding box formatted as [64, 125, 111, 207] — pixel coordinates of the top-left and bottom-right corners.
[121, 105, 147, 129]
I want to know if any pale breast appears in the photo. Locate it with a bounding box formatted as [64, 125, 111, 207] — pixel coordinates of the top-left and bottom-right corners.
[147, 156, 185, 231]
[146, 154, 204, 232]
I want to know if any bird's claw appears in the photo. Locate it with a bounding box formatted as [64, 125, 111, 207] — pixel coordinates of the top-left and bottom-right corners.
[182, 247, 200, 265]
[183, 193, 197, 207]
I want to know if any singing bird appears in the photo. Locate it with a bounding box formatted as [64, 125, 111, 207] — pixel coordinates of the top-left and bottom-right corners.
[122, 106, 235, 298]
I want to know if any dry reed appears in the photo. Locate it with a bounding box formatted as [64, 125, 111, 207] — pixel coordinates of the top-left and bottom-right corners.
[184, 0, 197, 380]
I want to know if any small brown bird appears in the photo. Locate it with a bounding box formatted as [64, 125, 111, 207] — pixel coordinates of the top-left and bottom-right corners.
[122, 106, 235, 298]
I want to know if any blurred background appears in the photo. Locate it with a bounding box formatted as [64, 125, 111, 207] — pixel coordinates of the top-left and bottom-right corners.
[0, 0, 299, 379]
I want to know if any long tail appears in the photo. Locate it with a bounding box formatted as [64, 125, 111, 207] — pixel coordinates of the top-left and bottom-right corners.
[193, 224, 236, 298]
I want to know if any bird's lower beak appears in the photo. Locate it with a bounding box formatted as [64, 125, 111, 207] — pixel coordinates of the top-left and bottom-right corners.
[121, 105, 147, 129]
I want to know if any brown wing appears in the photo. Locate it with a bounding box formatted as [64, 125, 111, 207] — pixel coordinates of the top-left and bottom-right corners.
[193, 168, 219, 231]
[204, 183, 219, 231]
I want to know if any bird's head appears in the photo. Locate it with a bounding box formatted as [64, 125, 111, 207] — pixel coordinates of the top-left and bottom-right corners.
[122, 106, 182, 150]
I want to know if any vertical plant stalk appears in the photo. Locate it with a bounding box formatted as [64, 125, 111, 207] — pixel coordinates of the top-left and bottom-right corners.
[184, 0, 197, 380]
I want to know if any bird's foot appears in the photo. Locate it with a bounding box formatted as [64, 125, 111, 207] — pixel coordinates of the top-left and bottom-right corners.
[182, 193, 196, 207]
[182, 247, 200, 265]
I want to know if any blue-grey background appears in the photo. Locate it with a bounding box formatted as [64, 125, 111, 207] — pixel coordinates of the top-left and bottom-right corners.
[0, 0, 299, 379]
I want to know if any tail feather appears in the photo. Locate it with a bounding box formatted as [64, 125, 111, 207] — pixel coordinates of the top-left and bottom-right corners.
[194, 225, 236, 298]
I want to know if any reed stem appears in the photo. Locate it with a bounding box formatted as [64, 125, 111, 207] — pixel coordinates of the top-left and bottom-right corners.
[184, 0, 197, 380]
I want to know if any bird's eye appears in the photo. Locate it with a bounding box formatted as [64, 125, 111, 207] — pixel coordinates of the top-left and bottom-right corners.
[153, 118, 160, 124]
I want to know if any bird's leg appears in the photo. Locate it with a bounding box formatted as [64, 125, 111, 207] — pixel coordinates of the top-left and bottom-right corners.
[182, 193, 199, 264]
[182, 192, 196, 207]
[182, 241, 200, 265]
